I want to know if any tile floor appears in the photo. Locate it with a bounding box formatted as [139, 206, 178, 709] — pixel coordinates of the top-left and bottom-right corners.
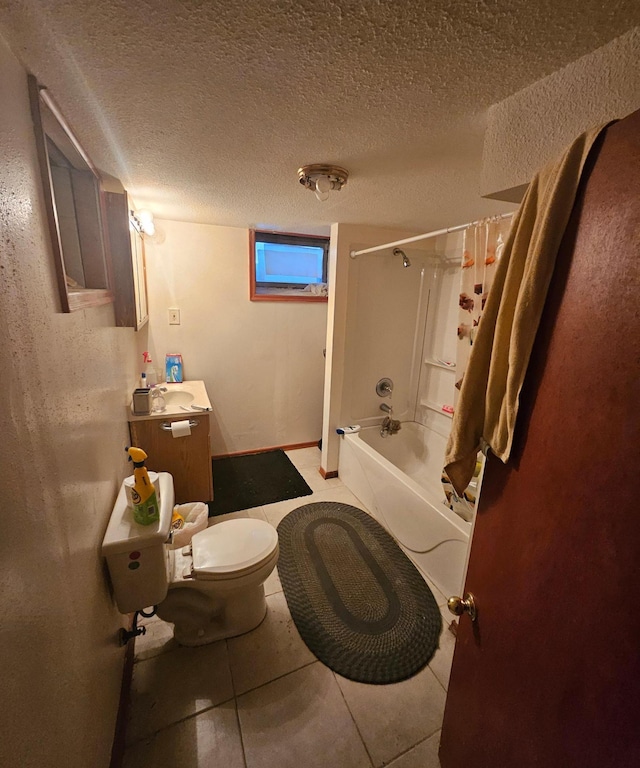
[123, 447, 456, 768]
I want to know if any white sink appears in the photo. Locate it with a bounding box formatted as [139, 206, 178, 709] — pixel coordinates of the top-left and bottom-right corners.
[161, 389, 194, 407]
[129, 380, 211, 421]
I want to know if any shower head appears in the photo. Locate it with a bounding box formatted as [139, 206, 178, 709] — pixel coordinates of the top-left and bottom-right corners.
[393, 248, 411, 268]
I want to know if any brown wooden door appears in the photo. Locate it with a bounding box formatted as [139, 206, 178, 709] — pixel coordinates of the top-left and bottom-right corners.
[439, 111, 640, 768]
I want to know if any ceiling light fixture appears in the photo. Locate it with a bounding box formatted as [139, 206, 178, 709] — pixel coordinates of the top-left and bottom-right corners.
[130, 209, 155, 237]
[298, 164, 349, 202]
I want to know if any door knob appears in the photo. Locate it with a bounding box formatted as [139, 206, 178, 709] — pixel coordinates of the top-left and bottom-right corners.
[447, 592, 477, 622]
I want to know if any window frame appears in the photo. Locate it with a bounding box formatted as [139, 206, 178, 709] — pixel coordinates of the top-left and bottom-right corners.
[249, 229, 329, 303]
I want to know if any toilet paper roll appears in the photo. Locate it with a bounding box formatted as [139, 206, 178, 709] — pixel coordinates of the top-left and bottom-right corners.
[124, 472, 160, 509]
[170, 419, 192, 438]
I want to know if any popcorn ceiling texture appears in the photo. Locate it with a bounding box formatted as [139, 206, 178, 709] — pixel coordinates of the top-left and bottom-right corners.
[482, 27, 640, 198]
[0, 1, 639, 232]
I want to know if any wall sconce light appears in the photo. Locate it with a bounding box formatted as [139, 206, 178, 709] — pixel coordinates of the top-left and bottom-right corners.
[298, 164, 349, 202]
[130, 209, 155, 237]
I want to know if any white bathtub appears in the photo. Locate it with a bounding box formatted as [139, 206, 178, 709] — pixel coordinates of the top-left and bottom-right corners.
[338, 421, 470, 598]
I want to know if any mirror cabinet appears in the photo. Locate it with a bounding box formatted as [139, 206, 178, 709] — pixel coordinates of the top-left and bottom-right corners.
[28, 75, 113, 312]
[29, 75, 149, 327]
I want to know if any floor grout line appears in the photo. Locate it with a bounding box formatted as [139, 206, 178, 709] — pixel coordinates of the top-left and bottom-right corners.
[384, 728, 442, 767]
[124, 694, 237, 749]
[331, 669, 376, 768]
[429, 661, 449, 693]
[233, 695, 249, 768]
[425, 662, 449, 696]
[234, 658, 318, 700]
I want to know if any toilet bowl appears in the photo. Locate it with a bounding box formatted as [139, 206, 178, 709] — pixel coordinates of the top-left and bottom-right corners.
[157, 519, 279, 645]
[102, 472, 279, 646]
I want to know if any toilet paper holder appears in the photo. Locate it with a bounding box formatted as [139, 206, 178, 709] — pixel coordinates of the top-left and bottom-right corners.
[160, 419, 199, 431]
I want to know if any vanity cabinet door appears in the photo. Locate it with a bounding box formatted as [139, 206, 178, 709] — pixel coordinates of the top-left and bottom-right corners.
[129, 416, 214, 504]
[105, 190, 149, 330]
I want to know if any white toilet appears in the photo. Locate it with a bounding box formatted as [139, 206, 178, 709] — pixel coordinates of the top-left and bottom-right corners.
[102, 472, 279, 646]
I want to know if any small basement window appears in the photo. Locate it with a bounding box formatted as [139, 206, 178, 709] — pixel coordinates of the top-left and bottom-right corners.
[250, 230, 329, 302]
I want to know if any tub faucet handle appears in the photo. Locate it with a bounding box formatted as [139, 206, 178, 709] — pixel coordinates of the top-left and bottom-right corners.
[376, 378, 394, 397]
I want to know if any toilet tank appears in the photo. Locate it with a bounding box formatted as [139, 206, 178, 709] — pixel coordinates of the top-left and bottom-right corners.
[102, 471, 175, 614]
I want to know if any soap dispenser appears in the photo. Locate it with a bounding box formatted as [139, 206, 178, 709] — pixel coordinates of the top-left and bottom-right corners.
[143, 352, 157, 387]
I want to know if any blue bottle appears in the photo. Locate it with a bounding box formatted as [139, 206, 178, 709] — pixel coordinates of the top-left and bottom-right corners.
[165, 354, 183, 383]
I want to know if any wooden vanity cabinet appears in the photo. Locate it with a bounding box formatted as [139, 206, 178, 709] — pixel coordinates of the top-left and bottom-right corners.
[129, 415, 214, 504]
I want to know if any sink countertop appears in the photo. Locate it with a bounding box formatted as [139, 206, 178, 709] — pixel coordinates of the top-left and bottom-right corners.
[128, 380, 212, 422]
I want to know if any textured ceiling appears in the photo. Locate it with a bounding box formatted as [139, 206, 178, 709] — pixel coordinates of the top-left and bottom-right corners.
[1, 1, 639, 233]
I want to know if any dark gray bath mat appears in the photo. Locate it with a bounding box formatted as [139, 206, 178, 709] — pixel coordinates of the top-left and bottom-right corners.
[277, 501, 442, 684]
[208, 449, 312, 516]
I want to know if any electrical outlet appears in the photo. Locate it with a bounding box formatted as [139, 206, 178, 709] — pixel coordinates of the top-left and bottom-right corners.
[169, 308, 180, 325]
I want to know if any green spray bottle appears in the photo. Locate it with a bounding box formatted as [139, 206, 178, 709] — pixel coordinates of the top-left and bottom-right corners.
[126, 446, 160, 525]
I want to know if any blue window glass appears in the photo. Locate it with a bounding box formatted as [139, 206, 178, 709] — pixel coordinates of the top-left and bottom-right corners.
[251, 231, 329, 297]
[255, 242, 325, 286]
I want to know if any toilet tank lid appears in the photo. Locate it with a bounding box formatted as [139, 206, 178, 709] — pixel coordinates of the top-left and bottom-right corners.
[102, 472, 175, 556]
[191, 519, 278, 575]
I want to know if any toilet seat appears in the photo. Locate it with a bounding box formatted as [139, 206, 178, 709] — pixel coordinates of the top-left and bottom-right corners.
[191, 519, 278, 581]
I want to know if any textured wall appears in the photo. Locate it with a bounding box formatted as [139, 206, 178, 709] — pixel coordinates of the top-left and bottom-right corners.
[342, 242, 434, 426]
[141, 220, 327, 455]
[321, 223, 428, 473]
[322, 227, 465, 475]
[482, 27, 640, 199]
[0, 34, 138, 768]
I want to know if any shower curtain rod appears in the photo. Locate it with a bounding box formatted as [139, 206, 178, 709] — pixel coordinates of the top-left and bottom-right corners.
[349, 211, 514, 258]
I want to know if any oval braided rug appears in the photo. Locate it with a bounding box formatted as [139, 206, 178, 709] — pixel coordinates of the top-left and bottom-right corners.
[277, 501, 442, 684]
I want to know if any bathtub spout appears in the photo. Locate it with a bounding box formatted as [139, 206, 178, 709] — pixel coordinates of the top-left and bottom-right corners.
[381, 415, 401, 438]
[379, 402, 400, 437]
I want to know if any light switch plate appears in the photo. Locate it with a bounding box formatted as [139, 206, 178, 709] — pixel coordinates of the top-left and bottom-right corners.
[169, 308, 180, 325]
